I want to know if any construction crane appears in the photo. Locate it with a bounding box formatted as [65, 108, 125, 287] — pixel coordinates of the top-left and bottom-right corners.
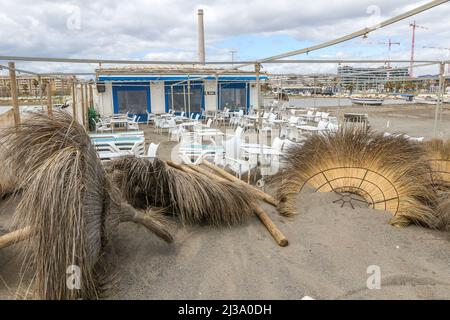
[359, 38, 400, 68]
[422, 46, 450, 74]
[379, 39, 400, 68]
[409, 21, 428, 77]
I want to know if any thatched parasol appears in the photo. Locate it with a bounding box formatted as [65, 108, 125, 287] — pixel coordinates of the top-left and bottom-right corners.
[0, 111, 172, 299]
[272, 128, 440, 228]
[0, 143, 17, 198]
[107, 157, 256, 226]
[435, 192, 450, 232]
[423, 138, 450, 191]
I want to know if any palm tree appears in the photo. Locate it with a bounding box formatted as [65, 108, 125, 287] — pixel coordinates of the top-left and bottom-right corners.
[32, 79, 39, 98]
[22, 84, 29, 97]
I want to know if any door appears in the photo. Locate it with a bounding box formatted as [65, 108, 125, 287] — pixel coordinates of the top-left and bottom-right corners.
[113, 85, 151, 122]
[165, 82, 204, 117]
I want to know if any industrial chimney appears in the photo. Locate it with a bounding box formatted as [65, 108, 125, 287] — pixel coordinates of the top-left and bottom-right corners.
[197, 9, 205, 64]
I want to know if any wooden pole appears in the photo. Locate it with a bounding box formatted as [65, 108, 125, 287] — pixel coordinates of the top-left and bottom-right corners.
[89, 82, 94, 109]
[186, 164, 228, 182]
[166, 161, 288, 247]
[38, 76, 43, 111]
[166, 160, 197, 175]
[84, 82, 89, 129]
[252, 204, 288, 247]
[72, 82, 77, 121]
[0, 206, 176, 248]
[80, 83, 86, 127]
[0, 226, 32, 249]
[202, 160, 278, 207]
[47, 80, 53, 116]
[8, 62, 20, 127]
[61, 80, 65, 97]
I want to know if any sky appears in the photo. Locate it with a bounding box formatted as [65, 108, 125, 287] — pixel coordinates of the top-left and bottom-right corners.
[0, 0, 449, 76]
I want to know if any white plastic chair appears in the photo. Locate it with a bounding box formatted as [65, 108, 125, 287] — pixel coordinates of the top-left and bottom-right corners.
[288, 116, 299, 126]
[314, 112, 323, 123]
[95, 119, 112, 133]
[160, 118, 176, 135]
[141, 142, 159, 160]
[260, 137, 285, 177]
[127, 116, 141, 131]
[169, 124, 185, 142]
[223, 136, 256, 181]
[317, 120, 329, 132]
[305, 110, 314, 122]
[146, 111, 155, 126]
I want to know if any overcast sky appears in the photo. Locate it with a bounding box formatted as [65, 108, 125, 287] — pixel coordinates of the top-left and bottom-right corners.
[0, 0, 449, 76]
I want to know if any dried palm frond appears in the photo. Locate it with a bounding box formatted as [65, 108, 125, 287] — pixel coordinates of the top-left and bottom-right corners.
[107, 157, 255, 226]
[272, 128, 439, 228]
[435, 192, 450, 232]
[0, 142, 17, 198]
[1, 111, 171, 299]
[423, 138, 450, 191]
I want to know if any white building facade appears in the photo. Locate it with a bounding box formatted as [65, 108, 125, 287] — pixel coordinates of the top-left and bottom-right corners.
[95, 67, 268, 122]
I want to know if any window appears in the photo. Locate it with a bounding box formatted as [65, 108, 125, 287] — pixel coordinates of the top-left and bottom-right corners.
[116, 89, 148, 114]
[219, 83, 247, 110]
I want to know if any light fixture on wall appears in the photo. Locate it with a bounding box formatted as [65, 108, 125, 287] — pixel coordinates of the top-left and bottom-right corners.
[96, 82, 105, 93]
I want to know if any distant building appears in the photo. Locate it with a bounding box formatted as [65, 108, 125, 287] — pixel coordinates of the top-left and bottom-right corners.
[0, 75, 72, 98]
[269, 74, 337, 94]
[337, 65, 409, 89]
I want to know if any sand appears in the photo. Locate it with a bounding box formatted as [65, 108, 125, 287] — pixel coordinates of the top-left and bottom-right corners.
[0, 103, 449, 299]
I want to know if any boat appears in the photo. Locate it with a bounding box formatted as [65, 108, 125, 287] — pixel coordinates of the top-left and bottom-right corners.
[350, 97, 384, 106]
[414, 94, 438, 105]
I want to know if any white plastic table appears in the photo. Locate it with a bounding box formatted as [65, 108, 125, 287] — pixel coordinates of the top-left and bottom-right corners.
[296, 125, 320, 132]
[109, 118, 129, 132]
[240, 146, 282, 156]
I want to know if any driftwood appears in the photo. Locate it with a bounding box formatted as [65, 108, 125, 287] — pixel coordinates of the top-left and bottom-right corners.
[167, 160, 288, 247]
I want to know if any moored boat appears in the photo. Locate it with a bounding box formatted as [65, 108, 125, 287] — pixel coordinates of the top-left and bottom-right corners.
[350, 97, 384, 106]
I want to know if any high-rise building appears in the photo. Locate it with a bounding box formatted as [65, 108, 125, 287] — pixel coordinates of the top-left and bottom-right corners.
[337, 65, 409, 89]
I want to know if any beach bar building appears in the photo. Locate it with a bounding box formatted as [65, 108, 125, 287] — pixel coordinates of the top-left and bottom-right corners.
[95, 66, 268, 122]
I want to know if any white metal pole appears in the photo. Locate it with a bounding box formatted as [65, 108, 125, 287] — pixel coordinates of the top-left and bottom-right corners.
[255, 63, 263, 163]
[433, 62, 445, 137]
[188, 75, 191, 116]
[171, 84, 174, 113]
[313, 77, 317, 109]
[215, 73, 219, 112]
[337, 76, 341, 119]
[183, 84, 186, 114]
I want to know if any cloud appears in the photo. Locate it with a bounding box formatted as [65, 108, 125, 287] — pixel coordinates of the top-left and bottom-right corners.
[0, 0, 449, 76]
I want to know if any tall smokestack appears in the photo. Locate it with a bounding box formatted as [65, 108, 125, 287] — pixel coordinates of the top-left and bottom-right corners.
[197, 9, 205, 64]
